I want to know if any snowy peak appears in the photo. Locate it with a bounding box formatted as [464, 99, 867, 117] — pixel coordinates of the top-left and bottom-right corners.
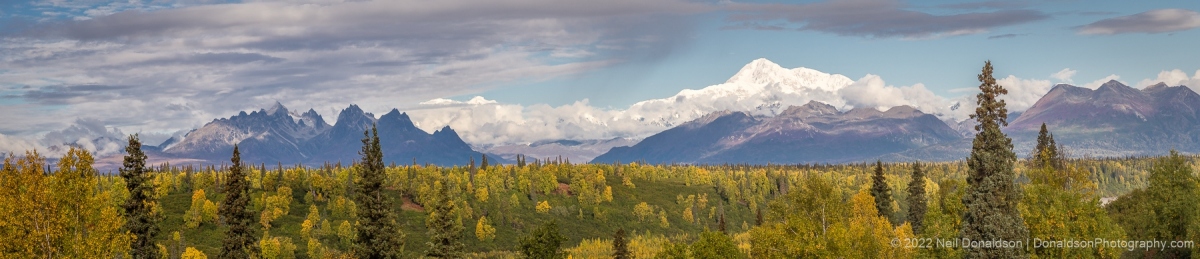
[726, 58, 790, 84]
[722, 58, 854, 92]
[265, 101, 287, 116]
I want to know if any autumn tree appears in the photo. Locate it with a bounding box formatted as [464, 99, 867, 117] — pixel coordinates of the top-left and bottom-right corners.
[355, 125, 406, 258]
[54, 147, 134, 258]
[1110, 150, 1197, 258]
[121, 134, 161, 259]
[960, 60, 1029, 258]
[220, 144, 259, 259]
[870, 160, 893, 222]
[0, 151, 63, 258]
[906, 161, 927, 234]
[690, 231, 743, 259]
[475, 216, 496, 241]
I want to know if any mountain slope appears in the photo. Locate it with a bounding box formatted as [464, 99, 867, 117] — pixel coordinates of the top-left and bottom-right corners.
[1008, 80, 1200, 156]
[593, 101, 963, 164]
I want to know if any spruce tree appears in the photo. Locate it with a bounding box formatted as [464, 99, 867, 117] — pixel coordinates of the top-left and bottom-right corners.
[960, 61, 1029, 258]
[120, 134, 160, 259]
[220, 144, 258, 259]
[426, 177, 464, 258]
[869, 160, 893, 222]
[355, 125, 405, 259]
[907, 161, 927, 234]
[612, 228, 631, 259]
[481, 154, 489, 170]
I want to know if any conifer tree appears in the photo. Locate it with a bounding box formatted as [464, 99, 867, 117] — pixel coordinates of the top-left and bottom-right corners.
[612, 228, 630, 259]
[426, 179, 464, 258]
[220, 144, 258, 259]
[120, 134, 161, 259]
[907, 161, 927, 234]
[355, 125, 405, 259]
[481, 154, 489, 170]
[961, 61, 1029, 258]
[869, 160, 893, 222]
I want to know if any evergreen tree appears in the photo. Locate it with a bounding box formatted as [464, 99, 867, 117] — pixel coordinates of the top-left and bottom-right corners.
[960, 61, 1029, 258]
[120, 134, 161, 259]
[907, 161, 927, 234]
[220, 144, 258, 259]
[355, 125, 405, 259]
[869, 160, 893, 222]
[1030, 123, 1063, 170]
[481, 154, 489, 170]
[519, 221, 566, 259]
[612, 228, 630, 259]
[426, 179, 464, 258]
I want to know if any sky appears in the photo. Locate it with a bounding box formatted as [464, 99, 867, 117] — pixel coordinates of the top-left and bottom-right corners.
[2, 0, 1200, 157]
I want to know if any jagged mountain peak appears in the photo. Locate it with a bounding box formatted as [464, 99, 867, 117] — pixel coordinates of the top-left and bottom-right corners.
[265, 101, 287, 115]
[779, 101, 838, 118]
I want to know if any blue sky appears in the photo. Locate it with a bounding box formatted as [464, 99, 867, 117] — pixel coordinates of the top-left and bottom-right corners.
[2, 0, 1200, 155]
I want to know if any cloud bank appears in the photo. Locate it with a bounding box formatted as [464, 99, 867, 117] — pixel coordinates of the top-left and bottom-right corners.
[725, 0, 1048, 39]
[1077, 9, 1200, 35]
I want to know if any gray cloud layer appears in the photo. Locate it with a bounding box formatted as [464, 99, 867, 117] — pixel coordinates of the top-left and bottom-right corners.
[725, 0, 1048, 38]
[1077, 9, 1200, 35]
[0, 0, 708, 145]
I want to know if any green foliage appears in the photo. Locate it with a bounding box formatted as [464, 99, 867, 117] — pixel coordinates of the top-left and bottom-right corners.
[906, 161, 927, 234]
[219, 144, 258, 259]
[426, 180, 465, 258]
[690, 231, 743, 259]
[121, 134, 162, 259]
[961, 61, 1029, 258]
[1109, 150, 1198, 258]
[520, 221, 567, 259]
[870, 160, 894, 223]
[353, 125, 405, 259]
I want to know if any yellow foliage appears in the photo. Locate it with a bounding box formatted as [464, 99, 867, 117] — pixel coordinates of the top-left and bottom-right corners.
[566, 238, 612, 259]
[181, 247, 207, 259]
[633, 202, 654, 222]
[682, 206, 695, 224]
[475, 216, 497, 241]
[536, 200, 551, 213]
[475, 186, 489, 202]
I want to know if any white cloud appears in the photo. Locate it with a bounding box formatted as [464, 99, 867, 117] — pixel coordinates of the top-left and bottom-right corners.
[405, 59, 978, 146]
[1051, 68, 1076, 83]
[996, 75, 1053, 112]
[1082, 74, 1122, 89]
[1136, 69, 1200, 92]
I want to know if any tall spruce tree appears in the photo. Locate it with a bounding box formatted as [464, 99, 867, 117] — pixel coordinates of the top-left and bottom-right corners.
[961, 61, 1029, 258]
[612, 228, 631, 259]
[355, 125, 405, 259]
[869, 160, 893, 222]
[907, 161, 927, 234]
[220, 144, 258, 259]
[120, 134, 160, 259]
[425, 178, 465, 258]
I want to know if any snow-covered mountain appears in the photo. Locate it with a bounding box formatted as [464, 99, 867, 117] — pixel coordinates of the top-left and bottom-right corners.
[407, 58, 962, 152]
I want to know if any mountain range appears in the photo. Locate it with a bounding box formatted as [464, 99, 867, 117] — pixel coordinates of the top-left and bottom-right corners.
[155, 102, 496, 166]
[594, 79, 1200, 164]
[77, 58, 1200, 168]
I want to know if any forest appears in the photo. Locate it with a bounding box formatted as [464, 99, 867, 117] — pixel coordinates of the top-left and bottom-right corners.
[1, 129, 1197, 258]
[2, 64, 1199, 259]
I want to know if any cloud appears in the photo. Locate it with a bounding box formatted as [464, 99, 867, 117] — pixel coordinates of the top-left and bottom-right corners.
[995, 75, 1052, 112]
[1136, 69, 1200, 92]
[986, 33, 1025, 39]
[1051, 68, 1076, 83]
[1077, 9, 1200, 35]
[1082, 74, 1122, 89]
[0, 0, 711, 145]
[725, 0, 1048, 39]
[406, 60, 976, 146]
